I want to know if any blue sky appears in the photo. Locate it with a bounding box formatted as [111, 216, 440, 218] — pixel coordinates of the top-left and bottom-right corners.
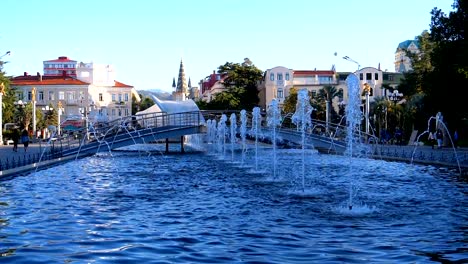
[1, 0, 455, 92]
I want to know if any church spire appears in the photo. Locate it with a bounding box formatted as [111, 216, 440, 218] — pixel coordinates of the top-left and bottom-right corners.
[172, 77, 176, 90]
[188, 77, 192, 88]
[176, 59, 187, 95]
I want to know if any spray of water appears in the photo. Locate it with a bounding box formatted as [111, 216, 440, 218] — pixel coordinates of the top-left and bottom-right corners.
[252, 107, 262, 171]
[267, 99, 282, 179]
[230, 113, 237, 162]
[292, 89, 314, 192]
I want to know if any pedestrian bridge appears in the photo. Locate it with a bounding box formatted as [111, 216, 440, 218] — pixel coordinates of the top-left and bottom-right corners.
[51, 110, 355, 160]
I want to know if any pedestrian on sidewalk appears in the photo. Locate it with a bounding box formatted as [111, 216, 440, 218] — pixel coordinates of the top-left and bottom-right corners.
[12, 127, 20, 152]
[21, 129, 30, 152]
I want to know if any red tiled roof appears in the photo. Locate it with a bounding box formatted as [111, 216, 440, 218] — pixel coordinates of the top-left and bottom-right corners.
[11, 75, 89, 86]
[114, 80, 133, 88]
[293, 70, 335, 76]
[44, 56, 76, 63]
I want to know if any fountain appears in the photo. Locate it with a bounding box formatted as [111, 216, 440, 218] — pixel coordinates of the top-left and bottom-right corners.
[217, 114, 227, 158]
[239, 110, 248, 166]
[229, 113, 237, 162]
[266, 99, 281, 180]
[344, 74, 375, 211]
[291, 89, 314, 192]
[251, 107, 261, 171]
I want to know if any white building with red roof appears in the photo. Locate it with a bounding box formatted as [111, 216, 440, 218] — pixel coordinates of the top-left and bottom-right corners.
[11, 58, 140, 133]
[43, 56, 77, 77]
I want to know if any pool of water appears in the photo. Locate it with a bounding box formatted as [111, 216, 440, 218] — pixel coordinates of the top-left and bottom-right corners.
[0, 145, 467, 263]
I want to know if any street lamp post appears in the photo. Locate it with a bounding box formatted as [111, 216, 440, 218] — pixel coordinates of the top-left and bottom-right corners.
[41, 105, 53, 139]
[57, 101, 63, 136]
[14, 100, 25, 128]
[343, 56, 361, 71]
[363, 83, 372, 134]
[32, 87, 37, 139]
[388, 90, 403, 105]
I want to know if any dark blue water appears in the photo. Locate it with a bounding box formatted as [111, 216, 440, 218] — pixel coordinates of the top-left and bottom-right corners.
[0, 146, 466, 263]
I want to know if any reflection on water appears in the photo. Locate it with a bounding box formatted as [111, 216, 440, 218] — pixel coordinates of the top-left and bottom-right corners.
[0, 145, 467, 263]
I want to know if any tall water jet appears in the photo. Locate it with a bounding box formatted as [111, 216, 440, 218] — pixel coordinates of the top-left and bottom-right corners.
[251, 107, 262, 171]
[267, 99, 281, 179]
[240, 110, 248, 165]
[292, 89, 314, 192]
[345, 73, 363, 210]
[217, 115, 228, 157]
[229, 113, 237, 162]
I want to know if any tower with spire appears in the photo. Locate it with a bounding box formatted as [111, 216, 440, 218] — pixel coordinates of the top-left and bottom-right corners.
[173, 59, 189, 101]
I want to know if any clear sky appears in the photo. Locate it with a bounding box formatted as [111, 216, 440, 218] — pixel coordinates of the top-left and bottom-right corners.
[1, 0, 455, 92]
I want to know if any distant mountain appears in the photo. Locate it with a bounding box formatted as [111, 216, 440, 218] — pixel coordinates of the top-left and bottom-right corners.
[137, 89, 172, 100]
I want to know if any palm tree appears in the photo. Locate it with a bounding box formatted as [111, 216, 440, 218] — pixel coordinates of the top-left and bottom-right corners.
[370, 96, 391, 140]
[318, 86, 343, 131]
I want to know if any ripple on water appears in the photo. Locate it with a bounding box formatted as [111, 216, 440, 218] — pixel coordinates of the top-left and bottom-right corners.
[0, 148, 466, 263]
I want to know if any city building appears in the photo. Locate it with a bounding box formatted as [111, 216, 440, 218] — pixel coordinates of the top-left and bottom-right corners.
[258, 66, 342, 111]
[198, 70, 228, 103]
[43, 56, 77, 77]
[395, 39, 420, 72]
[11, 58, 140, 134]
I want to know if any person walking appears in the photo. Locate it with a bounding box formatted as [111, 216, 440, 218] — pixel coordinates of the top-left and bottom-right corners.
[21, 129, 30, 152]
[12, 128, 20, 152]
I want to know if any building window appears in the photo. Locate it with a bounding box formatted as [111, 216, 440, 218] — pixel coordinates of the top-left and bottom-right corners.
[366, 73, 372, 80]
[28, 91, 32, 101]
[118, 109, 122, 116]
[112, 94, 116, 101]
[389, 75, 394, 81]
[277, 88, 283, 98]
[124, 93, 129, 101]
[99, 93, 103, 101]
[270, 73, 274, 81]
[125, 108, 129, 116]
[285, 73, 290, 81]
[38, 91, 44, 101]
[375, 73, 379, 80]
[318, 76, 332, 84]
[277, 73, 283, 81]
[360, 73, 363, 80]
[118, 94, 122, 102]
[111, 109, 116, 116]
[48, 91, 55, 100]
[16, 92, 24, 100]
[59, 91, 65, 100]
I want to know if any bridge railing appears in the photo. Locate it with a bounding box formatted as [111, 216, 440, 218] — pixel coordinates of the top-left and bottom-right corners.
[38, 111, 202, 157]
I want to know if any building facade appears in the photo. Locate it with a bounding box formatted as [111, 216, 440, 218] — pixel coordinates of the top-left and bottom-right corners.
[43, 56, 77, 77]
[395, 40, 420, 72]
[11, 59, 140, 133]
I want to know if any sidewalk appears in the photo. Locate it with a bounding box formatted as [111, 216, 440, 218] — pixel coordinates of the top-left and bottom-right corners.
[0, 142, 47, 160]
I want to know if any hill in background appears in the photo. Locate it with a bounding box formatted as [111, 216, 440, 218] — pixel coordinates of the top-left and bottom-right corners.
[137, 89, 172, 100]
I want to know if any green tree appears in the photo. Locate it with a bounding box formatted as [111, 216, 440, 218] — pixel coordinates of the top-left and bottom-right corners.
[137, 95, 155, 112]
[426, 0, 467, 131]
[318, 85, 343, 125]
[282, 87, 298, 115]
[212, 58, 263, 110]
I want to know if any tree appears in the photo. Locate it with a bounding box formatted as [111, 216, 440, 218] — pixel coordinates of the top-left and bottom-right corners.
[214, 59, 263, 110]
[318, 85, 343, 126]
[282, 87, 298, 115]
[426, 0, 468, 131]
